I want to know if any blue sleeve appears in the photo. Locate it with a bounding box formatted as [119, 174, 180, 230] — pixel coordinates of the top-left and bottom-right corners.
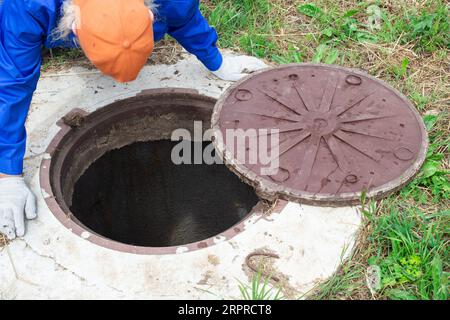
[164, 0, 223, 71]
[0, 0, 44, 174]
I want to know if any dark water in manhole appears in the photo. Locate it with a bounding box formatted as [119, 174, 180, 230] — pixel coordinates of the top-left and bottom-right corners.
[70, 140, 259, 247]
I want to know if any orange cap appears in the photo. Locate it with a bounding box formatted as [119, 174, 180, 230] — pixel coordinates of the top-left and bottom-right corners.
[73, 0, 154, 82]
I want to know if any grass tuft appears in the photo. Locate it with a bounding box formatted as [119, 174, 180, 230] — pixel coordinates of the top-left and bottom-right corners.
[238, 269, 285, 300]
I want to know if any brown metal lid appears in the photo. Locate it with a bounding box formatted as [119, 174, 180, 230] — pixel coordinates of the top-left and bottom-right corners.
[212, 64, 428, 206]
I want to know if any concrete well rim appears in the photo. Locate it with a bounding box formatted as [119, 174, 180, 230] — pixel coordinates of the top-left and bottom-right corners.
[39, 87, 289, 255]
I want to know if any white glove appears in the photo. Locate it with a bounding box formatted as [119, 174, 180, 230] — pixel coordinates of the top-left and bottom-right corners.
[211, 55, 269, 81]
[0, 177, 37, 240]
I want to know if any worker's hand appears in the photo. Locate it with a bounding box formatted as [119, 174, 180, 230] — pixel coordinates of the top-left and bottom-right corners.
[211, 55, 269, 82]
[0, 177, 37, 240]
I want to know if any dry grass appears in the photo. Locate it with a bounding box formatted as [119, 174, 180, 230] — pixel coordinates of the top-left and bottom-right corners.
[346, 41, 449, 109]
[42, 38, 184, 72]
[0, 234, 8, 248]
[148, 38, 185, 65]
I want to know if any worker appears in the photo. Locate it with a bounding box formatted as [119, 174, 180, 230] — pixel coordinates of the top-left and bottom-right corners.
[0, 0, 268, 240]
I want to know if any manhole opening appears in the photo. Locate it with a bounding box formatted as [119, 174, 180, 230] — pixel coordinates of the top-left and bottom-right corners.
[45, 89, 261, 250]
[71, 140, 259, 247]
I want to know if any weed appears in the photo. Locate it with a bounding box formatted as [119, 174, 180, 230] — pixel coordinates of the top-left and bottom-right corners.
[366, 205, 449, 300]
[297, 2, 377, 45]
[390, 57, 410, 79]
[272, 45, 303, 65]
[401, 4, 449, 53]
[238, 269, 284, 300]
[311, 44, 339, 64]
[401, 113, 449, 204]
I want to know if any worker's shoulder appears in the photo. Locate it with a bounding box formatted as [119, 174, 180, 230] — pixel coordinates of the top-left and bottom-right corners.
[4, 0, 63, 32]
[1, 0, 62, 22]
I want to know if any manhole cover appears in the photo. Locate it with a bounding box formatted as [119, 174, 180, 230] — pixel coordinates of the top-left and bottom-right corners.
[212, 64, 428, 206]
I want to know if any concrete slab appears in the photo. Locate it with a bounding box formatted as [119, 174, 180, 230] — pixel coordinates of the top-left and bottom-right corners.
[0, 53, 362, 299]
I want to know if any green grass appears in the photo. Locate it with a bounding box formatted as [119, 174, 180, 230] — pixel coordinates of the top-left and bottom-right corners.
[400, 113, 449, 204]
[310, 195, 449, 300]
[201, 0, 279, 58]
[238, 269, 284, 300]
[389, 2, 449, 53]
[310, 242, 366, 300]
[363, 200, 448, 300]
[202, 0, 449, 62]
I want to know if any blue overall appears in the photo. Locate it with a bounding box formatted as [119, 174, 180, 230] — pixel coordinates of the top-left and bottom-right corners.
[0, 0, 222, 175]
